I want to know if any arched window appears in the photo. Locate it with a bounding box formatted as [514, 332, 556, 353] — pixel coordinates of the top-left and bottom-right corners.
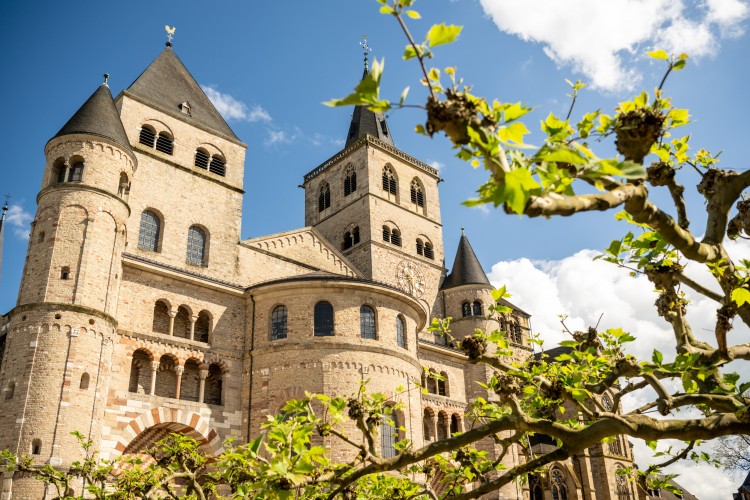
[53, 159, 67, 184]
[344, 165, 357, 196]
[138, 210, 160, 252]
[4, 382, 15, 400]
[152, 301, 170, 335]
[314, 301, 334, 336]
[382, 165, 397, 195]
[31, 439, 42, 456]
[551, 468, 568, 500]
[180, 359, 201, 402]
[173, 306, 191, 339]
[360, 305, 376, 339]
[391, 228, 402, 246]
[529, 475, 544, 500]
[139, 125, 156, 147]
[616, 467, 632, 498]
[118, 172, 130, 198]
[396, 315, 406, 348]
[513, 323, 523, 344]
[79, 372, 90, 390]
[473, 301, 483, 316]
[205, 364, 223, 405]
[155, 132, 173, 155]
[437, 372, 448, 396]
[380, 410, 398, 458]
[602, 394, 614, 412]
[271, 305, 288, 340]
[416, 239, 424, 256]
[318, 183, 331, 212]
[410, 179, 425, 207]
[382, 226, 391, 242]
[423, 409, 434, 442]
[209, 155, 226, 176]
[424, 242, 434, 259]
[154, 355, 176, 398]
[450, 414, 460, 436]
[194, 148, 209, 169]
[609, 437, 623, 456]
[437, 411, 449, 440]
[461, 302, 471, 317]
[128, 349, 152, 394]
[195, 311, 211, 343]
[343, 227, 360, 250]
[186, 226, 207, 266]
[352, 226, 360, 245]
[68, 161, 84, 182]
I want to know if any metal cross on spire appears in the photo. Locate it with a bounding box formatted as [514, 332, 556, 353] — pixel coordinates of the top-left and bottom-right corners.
[360, 35, 372, 72]
[3, 193, 11, 209]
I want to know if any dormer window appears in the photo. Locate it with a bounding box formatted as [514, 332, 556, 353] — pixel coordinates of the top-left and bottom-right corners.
[179, 101, 191, 115]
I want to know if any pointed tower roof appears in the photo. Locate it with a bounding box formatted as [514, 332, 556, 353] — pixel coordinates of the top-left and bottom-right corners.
[52, 82, 131, 151]
[123, 45, 240, 141]
[441, 233, 491, 290]
[345, 69, 394, 148]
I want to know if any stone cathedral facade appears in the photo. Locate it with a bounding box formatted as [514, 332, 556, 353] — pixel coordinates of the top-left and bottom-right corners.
[0, 44, 640, 499]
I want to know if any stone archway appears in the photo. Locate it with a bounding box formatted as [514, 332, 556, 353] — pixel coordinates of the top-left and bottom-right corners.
[113, 408, 222, 457]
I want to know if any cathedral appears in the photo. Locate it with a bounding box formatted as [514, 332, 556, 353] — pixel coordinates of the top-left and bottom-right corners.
[0, 42, 644, 499]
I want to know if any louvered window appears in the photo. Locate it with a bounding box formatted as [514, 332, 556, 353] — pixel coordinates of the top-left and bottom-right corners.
[314, 301, 334, 336]
[318, 183, 331, 212]
[271, 305, 288, 340]
[68, 162, 84, 182]
[424, 242, 434, 259]
[209, 155, 226, 176]
[138, 210, 160, 252]
[416, 239, 424, 256]
[195, 149, 209, 169]
[396, 315, 405, 348]
[382, 226, 391, 242]
[411, 179, 425, 207]
[344, 167, 357, 196]
[186, 226, 207, 266]
[360, 305, 376, 339]
[380, 411, 398, 458]
[139, 126, 156, 147]
[155, 133, 173, 155]
[382, 166, 397, 195]
[391, 229, 401, 247]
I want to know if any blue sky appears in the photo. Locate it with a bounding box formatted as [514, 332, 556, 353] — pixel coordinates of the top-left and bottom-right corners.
[1, 1, 749, 495]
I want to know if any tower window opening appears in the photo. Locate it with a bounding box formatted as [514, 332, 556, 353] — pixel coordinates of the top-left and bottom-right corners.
[382, 166, 397, 195]
[195, 149, 209, 169]
[380, 119, 389, 137]
[472, 301, 483, 316]
[391, 228, 401, 246]
[31, 439, 42, 456]
[343, 231, 352, 250]
[186, 226, 207, 266]
[139, 126, 156, 147]
[410, 179, 425, 208]
[55, 164, 67, 184]
[461, 302, 471, 317]
[424, 242, 434, 259]
[344, 166, 357, 196]
[155, 133, 174, 155]
[416, 239, 424, 256]
[79, 372, 90, 390]
[138, 210, 161, 252]
[314, 301, 334, 336]
[396, 315, 406, 348]
[60, 266, 70, 280]
[209, 155, 226, 176]
[68, 162, 84, 182]
[352, 226, 360, 245]
[4, 382, 15, 400]
[380, 409, 398, 458]
[382, 226, 391, 243]
[271, 305, 288, 340]
[360, 305, 376, 340]
[318, 183, 331, 212]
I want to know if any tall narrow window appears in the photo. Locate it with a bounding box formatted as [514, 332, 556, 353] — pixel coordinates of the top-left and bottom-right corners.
[4, 382, 15, 400]
[396, 315, 406, 348]
[79, 372, 90, 390]
[391, 229, 402, 246]
[551, 469, 568, 500]
[155, 133, 173, 155]
[205, 364, 223, 405]
[450, 414, 460, 435]
[416, 239, 424, 256]
[424, 242, 434, 259]
[195, 148, 209, 169]
[68, 162, 84, 182]
[139, 126, 156, 147]
[343, 231, 353, 250]
[56, 164, 67, 183]
[437, 372, 447, 396]
[318, 183, 331, 212]
[186, 226, 207, 266]
[382, 226, 391, 242]
[472, 301, 483, 316]
[616, 468, 632, 499]
[530, 475, 544, 500]
[209, 155, 226, 176]
[410, 179, 425, 207]
[344, 166, 357, 196]
[437, 412, 448, 440]
[118, 172, 130, 198]
[138, 210, 160, 252]
[382, 166, 397, 195]
[514, 323, 523, 344]
[31, 439, 42, 456]
[461, 302, 471, 317]
[380, 411, 398, 458]
[360, 305, 376, 339]
[352, 226, 360, 245]
[314, 301, 334, 336]
[271, 305, 288, 340]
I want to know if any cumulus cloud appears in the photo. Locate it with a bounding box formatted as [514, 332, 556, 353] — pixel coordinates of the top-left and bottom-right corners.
[479, 0, 749, 91]
[201, 85, 271, 123]
[5, 204, 33, 240]
[487, 240, 750, 499]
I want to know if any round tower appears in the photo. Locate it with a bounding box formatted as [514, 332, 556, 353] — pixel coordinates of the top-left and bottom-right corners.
[0, 80, 136, 499]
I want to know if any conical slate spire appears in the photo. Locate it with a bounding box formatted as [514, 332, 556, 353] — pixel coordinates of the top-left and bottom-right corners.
[124, 45, 239, 140]
[344, 68, 394, 148]
[52, 83, 131, 151]
[441, 233, 491, 290]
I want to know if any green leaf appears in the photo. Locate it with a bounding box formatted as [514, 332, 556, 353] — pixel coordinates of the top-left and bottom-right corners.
[380, 5, 394, 14]
[647, 49, 670, 61]
[652, 349, 663, 365]
[498, 122, 530, 144]
[535, 146, 588, 165]
[501, 168, 541, 214]
[403, 44, 418, 60]
[672, 59, 687, 70]
[426, 24, 463, 48]
[504, 102, 531, 122]
[732, 287, 750, 306]
[405, 9, 421, 19]
[400, 86, 410, 106]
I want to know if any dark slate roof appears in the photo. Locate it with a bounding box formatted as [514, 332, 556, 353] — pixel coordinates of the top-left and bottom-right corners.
[123, 46, 239, 141]
[534, 345, 573, 361]
[344, 69, 394, 148]
[440, 234, 491, 290]
[51, 84, 131, 151]
[497, 297, 530, 316]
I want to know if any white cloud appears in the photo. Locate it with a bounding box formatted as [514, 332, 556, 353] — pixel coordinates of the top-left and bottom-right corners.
[487, 242, 750, 499]
[201, 85, 271, 123]
[479, 0, 749, 92]
[265, 127, 302, 147]
[5, 204, 32, 240]
[429, 160, 445, 172]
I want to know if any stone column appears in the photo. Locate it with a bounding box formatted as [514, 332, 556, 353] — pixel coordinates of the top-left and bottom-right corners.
[168, 309, 177, 336]
[150, 361, 159, 396]
[198, 369, 208, 403]
[189, 315, 198, 341]
[175, 366, 184, 400]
